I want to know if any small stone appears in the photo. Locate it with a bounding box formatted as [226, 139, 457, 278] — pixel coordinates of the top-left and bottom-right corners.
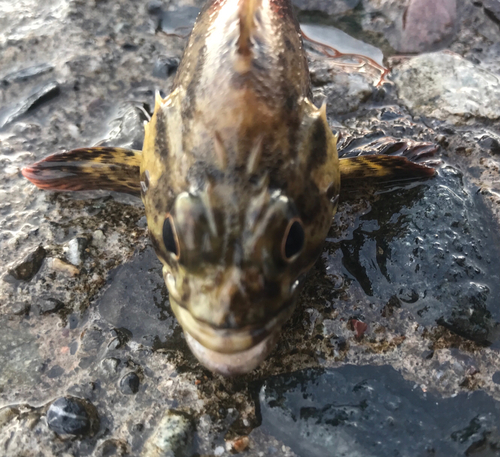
[4, 301, 30, 315]
[120, 372, 140, 395]
[46, 396, 99, 436]
[101, 357, 121, 375]
[492, 371, 500, 384]
[8, 245, 46, 281]
[38, 297, 64, 315]
[143, 410, 194, 457]
[227, 436, 250, 453]
[64, 237, 88, 266]
[92, 230, 106, 247]
[0, 406, 20, 428]
[96, 439, 130, 457]
[49, 257, 80, 276]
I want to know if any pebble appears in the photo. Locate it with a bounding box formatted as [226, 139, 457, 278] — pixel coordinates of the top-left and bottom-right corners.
[92, 230, 106, 247]
[46, 397, 99, 436]
[0, 406, 20, 428]
[64, 237, 88, 266]
[49, 258, 80, 276]
[119, 372, 140, 395]
[8, 245, 46, 281]
[143, 410, 193, 457]
[38, 297, 64, 315]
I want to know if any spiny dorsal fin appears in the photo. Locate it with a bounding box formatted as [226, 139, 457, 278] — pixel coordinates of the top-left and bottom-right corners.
[22, 147, 142, 196]
[238, 0, 262, 57]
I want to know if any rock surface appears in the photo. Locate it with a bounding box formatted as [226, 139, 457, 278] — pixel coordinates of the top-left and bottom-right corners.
[1, 0, 500, 456]
[259, 365, 500, 457]
[393, 52, 500, 122]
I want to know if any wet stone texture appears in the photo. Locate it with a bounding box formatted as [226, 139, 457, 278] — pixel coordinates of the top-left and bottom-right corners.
[1, 0, 500, 456]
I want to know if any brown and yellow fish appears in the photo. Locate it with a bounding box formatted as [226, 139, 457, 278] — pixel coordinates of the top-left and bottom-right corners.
[22, 0, 434, 375]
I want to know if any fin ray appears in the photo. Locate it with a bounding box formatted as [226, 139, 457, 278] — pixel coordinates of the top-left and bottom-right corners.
[339, 155, 436, 190]
[22, 147, 142, 196]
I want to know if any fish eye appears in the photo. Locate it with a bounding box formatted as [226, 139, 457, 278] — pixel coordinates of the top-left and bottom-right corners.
[163, 213, 180, 259]
[282, 218, 305, 261]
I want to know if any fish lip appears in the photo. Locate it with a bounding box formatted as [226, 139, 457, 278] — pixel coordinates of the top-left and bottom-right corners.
[169, 297, 296, 355]
[185, 330, 280, 376]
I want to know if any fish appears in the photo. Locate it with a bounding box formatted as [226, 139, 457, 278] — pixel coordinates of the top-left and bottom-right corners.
[22, 0, 435, 375]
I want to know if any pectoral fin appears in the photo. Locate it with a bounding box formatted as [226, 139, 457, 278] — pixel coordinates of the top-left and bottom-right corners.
[339, 155, 435, 189]
[22, 147, 142, 196]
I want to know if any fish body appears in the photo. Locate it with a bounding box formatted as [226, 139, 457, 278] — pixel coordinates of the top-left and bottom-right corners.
[22, 0, 434, 375]
[141, 0, 340, 374]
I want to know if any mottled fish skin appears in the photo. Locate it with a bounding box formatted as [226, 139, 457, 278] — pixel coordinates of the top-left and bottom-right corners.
[141, 0, 340, 373]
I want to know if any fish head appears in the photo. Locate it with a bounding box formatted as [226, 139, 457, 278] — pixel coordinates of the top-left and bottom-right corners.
[141, 94, 339, 375]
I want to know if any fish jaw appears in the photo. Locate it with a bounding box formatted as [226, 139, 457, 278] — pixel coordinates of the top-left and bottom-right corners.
[169, 293, 297, 375]
[185, 330, 280, 376]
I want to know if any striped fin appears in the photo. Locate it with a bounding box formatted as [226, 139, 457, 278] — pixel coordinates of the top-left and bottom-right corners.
[339, 155, 435, 189]
[238, 0, 262, 56]
[22, 147, 142, 196]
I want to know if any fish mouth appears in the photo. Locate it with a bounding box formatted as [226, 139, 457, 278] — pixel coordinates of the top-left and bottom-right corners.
[169, 299, 296, 375]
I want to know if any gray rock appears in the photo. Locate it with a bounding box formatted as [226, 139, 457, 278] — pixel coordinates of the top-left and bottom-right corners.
[143, 410, 194, 457]
[0, 81, 60, 128]
[483, 0, 500, 24]
[399, 0, 458, 53]
[8, 245, 46, 281]
[259, 365, 500, 457]
[292, 0, 361, 15]
[46, 396, 99, 437]
[393, 52, 500, 122]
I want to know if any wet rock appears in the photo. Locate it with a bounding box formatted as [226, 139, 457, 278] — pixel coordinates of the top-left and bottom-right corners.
[393, 52, 500, 122]
[37, 297, 64, 315]
[120, 372, 140, 395]
[259, 365, 500, 457]
[160, 6, 200, 35]
[100, 104, 149, 151]
[97, 246, 178, 348]
[46, 396, 99, 437]
[1, 63, 54, 85]
[483, 0, 500, 24]
[292, 0, 360, 15]
[64, 237, 88, 266]
[143, 410, 194, 457]
[330, 166, 500, 344]
[0, 81, 61, 128]
[153, 56, 180, 79]
[8, 245, 46, 281]
[399, 0, 458, 53]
